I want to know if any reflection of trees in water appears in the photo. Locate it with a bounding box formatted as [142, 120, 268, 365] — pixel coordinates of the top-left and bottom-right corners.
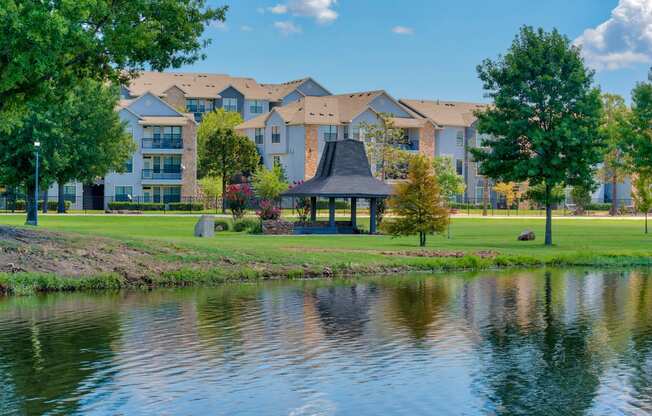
[0, 296, 120, 415]
[476, 271, 604, 416]
[388, 278, 451, 341]
[311, 284, 376, 339]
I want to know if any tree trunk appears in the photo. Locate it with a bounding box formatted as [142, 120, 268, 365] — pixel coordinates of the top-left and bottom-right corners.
[610, 174, 617, 216]
[646, 212, 648, 234]
[419, 231, 426, 247]
[482, 177, 489, 216]
[42, 188, 48, 213]
[545, 184, 553, 246]
[221, 175, 227, 214]
[25, 183, 37, 225]
[57, 182, 66, 213]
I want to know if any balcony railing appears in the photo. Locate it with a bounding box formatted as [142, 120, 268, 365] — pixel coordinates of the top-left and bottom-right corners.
[142, 136, 183, 149]
[141, 169, 182, 180]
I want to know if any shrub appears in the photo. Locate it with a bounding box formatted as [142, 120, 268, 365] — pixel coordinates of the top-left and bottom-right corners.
[107, 202, 165, 211]
[226, 183, 253, 220]
[214, 219, 231, 232]
[11, 200, 71, 211]
[256, 199, 281, 220]
[168, 202, 204, 211]
[233, 218, 259, 232]
[248, 221, 263, 234]
[586, 202, 611, 211]
[252, 165, 288, 200]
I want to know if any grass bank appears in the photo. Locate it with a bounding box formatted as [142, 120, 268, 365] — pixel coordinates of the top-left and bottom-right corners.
[1, 215, 652, 295]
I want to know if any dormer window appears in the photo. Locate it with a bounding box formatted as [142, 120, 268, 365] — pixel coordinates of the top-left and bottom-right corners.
[250, 100, 263, 114]
[223, 97, 238, 112]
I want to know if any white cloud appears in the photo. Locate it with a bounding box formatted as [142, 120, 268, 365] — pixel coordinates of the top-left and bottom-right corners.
[269, 0, 338, 24]
[268, 4, 288, 14]
[211, 21, 228, 31]
[274, 20, 302, 35]
[240, 25, 253, 32]
[574, 0, 652, 70]
[392, 25, 414, 35]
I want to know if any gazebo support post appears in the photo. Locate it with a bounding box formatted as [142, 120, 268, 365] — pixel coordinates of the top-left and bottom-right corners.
[350, 197, 357, 229]
[310, 197, 317, 222]
[328, 197, 336, 229]
[369, 197, 377, 234]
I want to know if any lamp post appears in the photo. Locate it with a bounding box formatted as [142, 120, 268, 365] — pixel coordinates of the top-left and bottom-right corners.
[26, 141, 40, 226]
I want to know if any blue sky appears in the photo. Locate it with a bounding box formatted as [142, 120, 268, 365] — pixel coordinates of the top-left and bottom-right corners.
[179, 0, 652, 103]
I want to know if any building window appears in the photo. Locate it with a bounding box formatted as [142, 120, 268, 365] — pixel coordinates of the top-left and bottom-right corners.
[456, 159, 463, 176]
[163, 186, 181, 203]
[271, 126, 281, 143]
[343, 125, 349, 139]
[250, 100, 263, 114]
[124, 157, 133, 173]
[63, 184, 76, 202]
[475, 184, 484, 202]
[115, 186, 133, 202]
[456, 130, 465, 147]
[255, 128, 264, 145]
[324, 125, 337, 141]
[273, 155, 281, 166]
[223, 97, 238, 112]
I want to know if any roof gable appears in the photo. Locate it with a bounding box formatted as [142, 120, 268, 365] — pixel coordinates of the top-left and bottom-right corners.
[125, 92, 185, 117]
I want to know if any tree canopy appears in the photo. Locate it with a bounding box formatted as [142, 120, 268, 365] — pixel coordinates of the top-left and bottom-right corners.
[432, 156, 466, 201]
[621, 74, 652, 175]
[383, 154, 449, 247]
[0, 0, 226, 126]
[471, 26, 603, 245]
[599, 93, 630, 215]
[197, 108, 244, 153]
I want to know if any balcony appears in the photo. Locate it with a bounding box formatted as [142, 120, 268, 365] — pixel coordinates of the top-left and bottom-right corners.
[142, 136, 183, 150]
[141, 169, 182, 180]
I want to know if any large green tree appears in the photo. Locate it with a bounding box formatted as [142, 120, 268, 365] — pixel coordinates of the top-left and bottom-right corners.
[199, 129, 259, 213]
[599, 93, 631, 215]
[0, 81, 134, 221]
[471, 26, 603, 246]
[621, 72, 652, 175]
[0, 0, 226, 126]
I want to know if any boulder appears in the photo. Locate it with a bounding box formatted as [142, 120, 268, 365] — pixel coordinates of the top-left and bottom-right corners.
[194, 215, 215, 238]
[518, 230, 536, 241]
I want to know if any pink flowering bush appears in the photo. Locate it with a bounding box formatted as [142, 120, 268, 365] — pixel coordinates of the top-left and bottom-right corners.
[226, 183, 253, 220]
[256, 199, 281, 221]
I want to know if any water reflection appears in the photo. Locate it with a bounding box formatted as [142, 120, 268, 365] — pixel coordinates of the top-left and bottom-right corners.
[0, 269, 651, 415]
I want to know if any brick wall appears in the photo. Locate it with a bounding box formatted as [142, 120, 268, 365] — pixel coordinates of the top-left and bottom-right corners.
[419, 123, 435, 157]
[181, 117, 198, 198]
[305, 125, 319, 179]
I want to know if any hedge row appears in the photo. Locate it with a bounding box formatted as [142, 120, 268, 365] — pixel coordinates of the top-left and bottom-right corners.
[8, 200, 72, 211]
[107, 201, 204, 211]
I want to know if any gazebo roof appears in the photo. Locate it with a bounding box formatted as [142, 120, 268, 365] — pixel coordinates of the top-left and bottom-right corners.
[283, 139, 393, 198]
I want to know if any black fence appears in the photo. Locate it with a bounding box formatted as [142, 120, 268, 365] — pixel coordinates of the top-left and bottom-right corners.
[0, 193, 641, 217]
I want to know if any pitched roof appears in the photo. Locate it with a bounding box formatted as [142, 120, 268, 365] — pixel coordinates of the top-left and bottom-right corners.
[236, 90, 426, 130]
[118, 92, 195, 125]
[399, 99, 489, 127]
[282, 139, 393, 198]
[259, 78, 309, 101]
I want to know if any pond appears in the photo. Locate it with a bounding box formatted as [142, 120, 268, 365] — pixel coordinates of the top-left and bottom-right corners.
[1, 269, 652, 415]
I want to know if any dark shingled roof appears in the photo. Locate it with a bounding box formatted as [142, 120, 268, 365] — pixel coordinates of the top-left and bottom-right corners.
[283, 139, 393, 198]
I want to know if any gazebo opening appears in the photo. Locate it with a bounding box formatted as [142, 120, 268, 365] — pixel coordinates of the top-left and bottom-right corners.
[283, 139, 392, 234]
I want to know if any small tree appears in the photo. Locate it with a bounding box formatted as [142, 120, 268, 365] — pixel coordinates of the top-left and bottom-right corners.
[471, 26, 603, 245]
[360, 113, 410, 180]
[198, 175, 222, 208]
[252, 165, 289, 201]
[382, 155, 449, 247]
[432, 156, 466, 203]
[570, 184, 593, 215]
[633, 172, 652, 234]
[199, 128, 259, 213]
[225, 183, 253, 220]
[599, 94, 631, 215]
[493, 182, 520, 214]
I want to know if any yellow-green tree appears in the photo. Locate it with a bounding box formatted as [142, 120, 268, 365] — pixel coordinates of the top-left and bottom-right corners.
[383, 155, 449, 246]
[493, 182, 520, 215]
[633, 172, 652, 234]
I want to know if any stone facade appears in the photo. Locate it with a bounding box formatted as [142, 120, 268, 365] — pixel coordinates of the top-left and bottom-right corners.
[182, 117, 198, 198]
[162, 86, 187, 112]
[262, 219, 294, 235]
[305, 125, 319, 179]
[419, 123, 435, 157]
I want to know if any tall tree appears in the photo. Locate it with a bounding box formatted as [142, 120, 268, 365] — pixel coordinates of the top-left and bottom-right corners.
[199, 129, 259, 213]
[383, 154, 449, 247]
[633, 173, 652, 234]
[621, 72, 652, 175]
[197, 108, 244, 155]
[0, 0, 226, 126]
[471, 26, 603, 245]
[599, 94, 630, 215]
[360, 114, 410, 181]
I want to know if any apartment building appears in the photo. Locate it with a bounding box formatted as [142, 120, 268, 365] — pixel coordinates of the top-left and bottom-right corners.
[235, 90, 437, 182]
[400, 99, 490, 202]
[47, 92, 197, 209]
[121, 72, 331, 122]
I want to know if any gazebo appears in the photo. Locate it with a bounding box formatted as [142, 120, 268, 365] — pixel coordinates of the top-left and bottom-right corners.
[282, 139, 392, 234]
